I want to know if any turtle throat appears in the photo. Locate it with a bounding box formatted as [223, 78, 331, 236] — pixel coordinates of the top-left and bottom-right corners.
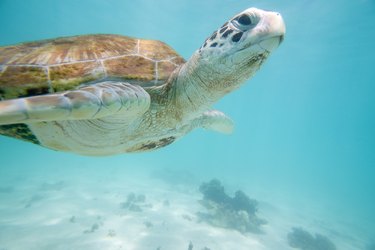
[170, 51, 266, 121]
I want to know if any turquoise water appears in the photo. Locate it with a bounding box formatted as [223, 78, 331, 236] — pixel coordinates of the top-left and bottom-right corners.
[0, 0, 374, 249]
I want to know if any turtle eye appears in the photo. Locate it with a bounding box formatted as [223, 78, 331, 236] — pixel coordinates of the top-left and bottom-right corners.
[233, 13, 256, 31]
[237, 14, 251, 25]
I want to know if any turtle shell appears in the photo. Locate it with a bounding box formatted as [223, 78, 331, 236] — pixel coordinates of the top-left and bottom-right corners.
[0, 34, 186, 100]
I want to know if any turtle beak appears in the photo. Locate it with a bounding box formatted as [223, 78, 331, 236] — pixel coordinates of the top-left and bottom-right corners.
[258, 35, 283, 53]
[267, 11, 286, 38]
[257, 10, 285, 52]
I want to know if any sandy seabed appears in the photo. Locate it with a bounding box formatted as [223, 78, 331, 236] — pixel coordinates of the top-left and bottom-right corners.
[0, 164, 370, 250]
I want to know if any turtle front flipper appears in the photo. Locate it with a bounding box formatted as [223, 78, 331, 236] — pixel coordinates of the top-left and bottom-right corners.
[193, 110, 234, 134]
[0, 81, 150, 125]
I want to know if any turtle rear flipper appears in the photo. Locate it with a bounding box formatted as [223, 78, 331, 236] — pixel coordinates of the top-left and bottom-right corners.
[0, 81, 150, 125]
[193, 110, 234, 134]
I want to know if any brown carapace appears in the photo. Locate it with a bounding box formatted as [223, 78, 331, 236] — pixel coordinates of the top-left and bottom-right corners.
[0, 34, 185, 100]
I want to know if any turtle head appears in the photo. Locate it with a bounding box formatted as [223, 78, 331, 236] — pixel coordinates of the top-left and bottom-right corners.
[195, 7, 285, 93]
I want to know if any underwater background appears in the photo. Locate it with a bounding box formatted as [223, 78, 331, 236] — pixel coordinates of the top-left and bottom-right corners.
[0, 0, 374, 249]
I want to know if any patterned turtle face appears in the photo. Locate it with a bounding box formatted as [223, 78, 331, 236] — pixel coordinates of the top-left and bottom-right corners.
[198, 8, 285, 66]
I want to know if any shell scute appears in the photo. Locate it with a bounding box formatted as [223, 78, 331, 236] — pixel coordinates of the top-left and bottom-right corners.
[158, 61, 179, 81]
[0, 66, 49, 99]
[0, 34, 185, 100]
[49, 61, 105, 92]
[0, 45, 39, 65]
[138, 40, 179, 61]
[104, 56, 155, 83]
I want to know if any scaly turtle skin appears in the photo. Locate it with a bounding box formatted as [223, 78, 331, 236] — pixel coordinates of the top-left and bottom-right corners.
[0, 8, 285, 156]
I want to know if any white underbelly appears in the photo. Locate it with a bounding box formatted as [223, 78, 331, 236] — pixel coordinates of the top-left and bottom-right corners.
[28, 116, 177, 155]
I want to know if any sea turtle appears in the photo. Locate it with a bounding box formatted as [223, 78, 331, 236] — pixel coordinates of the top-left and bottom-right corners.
[0, 8, 285, 156]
